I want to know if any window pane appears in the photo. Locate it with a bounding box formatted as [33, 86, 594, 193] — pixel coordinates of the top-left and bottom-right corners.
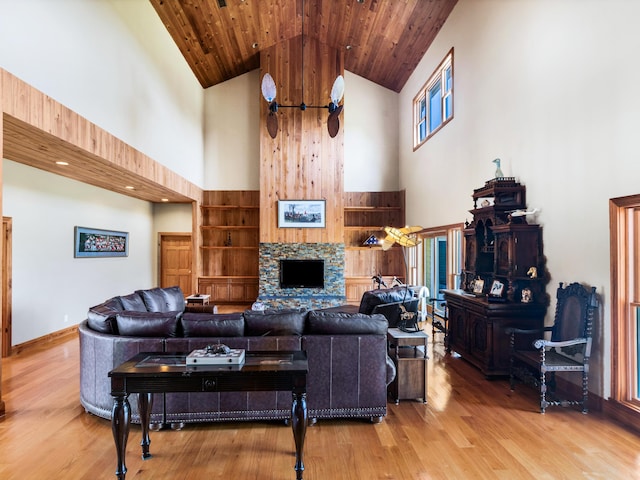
[419, 97, 426, 120]
[429, 80, 442, 131]
[445, 66, 452, 92]
[419, 120, 427, 142]
[444, 93, 452, 121]
[437, 238, 447, 292]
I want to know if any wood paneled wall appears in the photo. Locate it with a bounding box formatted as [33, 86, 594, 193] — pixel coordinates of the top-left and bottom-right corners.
[259, 36, 344, 244]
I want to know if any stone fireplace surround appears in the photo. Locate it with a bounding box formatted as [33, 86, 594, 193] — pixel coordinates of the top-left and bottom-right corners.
[257, 243, 346, 309]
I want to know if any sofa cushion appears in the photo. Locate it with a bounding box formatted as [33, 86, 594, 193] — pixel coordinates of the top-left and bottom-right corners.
[306, 311, 388, 335]
[181, 312, 244, 337]
[86, 297, 122, 334]
[118, 293, 148, 312]
[358, 286, 415, 315]
[243, 309, 307, 336]
[137, 286, 186, 313]
[115, 311, 181, 337]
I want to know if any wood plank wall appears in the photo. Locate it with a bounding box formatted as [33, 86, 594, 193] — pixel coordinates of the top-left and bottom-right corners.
[259, 36, 344, 244]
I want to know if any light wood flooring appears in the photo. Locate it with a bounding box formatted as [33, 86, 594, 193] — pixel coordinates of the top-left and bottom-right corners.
[1, 318, 640, 479]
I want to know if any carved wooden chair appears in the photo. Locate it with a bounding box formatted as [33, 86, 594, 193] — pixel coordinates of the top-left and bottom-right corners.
[508, 282, 598, 413]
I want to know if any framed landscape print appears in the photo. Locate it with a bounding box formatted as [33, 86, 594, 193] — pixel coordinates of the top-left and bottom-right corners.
[74, 226, 129, 258]
[278, 200, 326, 228]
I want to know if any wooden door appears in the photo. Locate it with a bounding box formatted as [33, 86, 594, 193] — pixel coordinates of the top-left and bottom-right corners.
[159, 233, 192, 295]
[2, 217, 12, 358]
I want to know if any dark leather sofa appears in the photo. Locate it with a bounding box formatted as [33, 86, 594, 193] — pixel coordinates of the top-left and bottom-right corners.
[358, 286, 418, 328]
[79, 286, 396, 427]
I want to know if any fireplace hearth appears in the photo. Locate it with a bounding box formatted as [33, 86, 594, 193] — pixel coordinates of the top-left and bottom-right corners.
[258, 243, 345, 309]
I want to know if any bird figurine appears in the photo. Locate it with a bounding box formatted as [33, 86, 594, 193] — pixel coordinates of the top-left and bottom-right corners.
[492, 158, 504, 179]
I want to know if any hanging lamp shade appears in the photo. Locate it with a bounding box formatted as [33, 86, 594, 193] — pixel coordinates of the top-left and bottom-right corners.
[261, 73, 277, 103]
[260, 0, 344, 139]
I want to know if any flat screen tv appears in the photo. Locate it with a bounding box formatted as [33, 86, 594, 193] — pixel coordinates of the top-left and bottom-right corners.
[280, 259, 324, 289]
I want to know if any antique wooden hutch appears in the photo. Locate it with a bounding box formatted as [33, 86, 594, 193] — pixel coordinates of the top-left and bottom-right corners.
[443, 178, 548, 376]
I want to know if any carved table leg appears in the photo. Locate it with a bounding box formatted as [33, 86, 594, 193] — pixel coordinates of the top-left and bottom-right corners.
[138, 393, 153, 460]
[112, 394, 131, 480]
[291, 391, 307, 480]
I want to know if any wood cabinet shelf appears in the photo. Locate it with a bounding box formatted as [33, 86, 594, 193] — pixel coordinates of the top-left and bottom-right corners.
[343, 191, 405, 304]
[200, 226, 259, 230]
[200, 246, 258, 250]
[344, 206, 401, 211]
[201, 205, 259, 209]
[199, 190, 260, 303]
[444, 179, 548, 377]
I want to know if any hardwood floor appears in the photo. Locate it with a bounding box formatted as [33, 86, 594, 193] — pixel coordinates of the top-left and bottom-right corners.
[1, 323, 639, 479]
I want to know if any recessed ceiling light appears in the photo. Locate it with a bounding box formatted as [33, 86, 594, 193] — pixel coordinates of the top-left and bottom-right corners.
[161, 198, 169, 202]
[55, 161, 69, 166]
[125, 186, 135, 190]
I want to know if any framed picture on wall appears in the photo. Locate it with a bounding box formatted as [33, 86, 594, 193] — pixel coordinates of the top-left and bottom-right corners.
[74, 226, 129, 258]
[278, 200, 326, 228]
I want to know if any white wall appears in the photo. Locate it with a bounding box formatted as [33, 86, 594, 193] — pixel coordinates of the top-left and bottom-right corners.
[0, 0, 204, 186]
[344, 72, 400, 192]
[203, 71, 261, 190]
[202, 69, 399, 191]
[400, 0, 640, 398]
[0, 0, 200, 344]
[3, 160, 154, 345]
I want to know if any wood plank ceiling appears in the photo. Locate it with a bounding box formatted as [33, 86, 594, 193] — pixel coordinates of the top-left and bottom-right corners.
[2, 1, 457, 207]
[150, 0, 458, 93]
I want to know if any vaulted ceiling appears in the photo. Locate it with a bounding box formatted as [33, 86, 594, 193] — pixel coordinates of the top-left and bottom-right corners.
[150, 0, 458, 93]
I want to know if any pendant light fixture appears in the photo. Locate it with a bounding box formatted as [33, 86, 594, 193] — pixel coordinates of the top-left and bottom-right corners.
[260, 0, 345, 139]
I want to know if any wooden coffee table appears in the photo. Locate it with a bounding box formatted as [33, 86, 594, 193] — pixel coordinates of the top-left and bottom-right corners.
[109, 351, 309, 479]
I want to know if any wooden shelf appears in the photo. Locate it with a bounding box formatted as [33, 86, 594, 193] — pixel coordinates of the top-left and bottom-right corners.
[200, 246, 258, 250]
[343, 191, 406, 303]
[199, 190, 260, 302]
[344, 206, 401, 211]
[201, 205, 260, 209]
[200, 225, 259, 230]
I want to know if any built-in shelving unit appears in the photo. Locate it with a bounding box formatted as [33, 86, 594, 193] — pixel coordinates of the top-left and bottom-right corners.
[343, 191, 406, 303]
[198, 191, 259, 304]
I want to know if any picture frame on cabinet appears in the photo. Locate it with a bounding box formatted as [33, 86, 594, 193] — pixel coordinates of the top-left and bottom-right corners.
[489, 280, 504, 297]
[74, 226, 129, 258]
[278, 200, 326, 228]
[472, 279, 485, 294]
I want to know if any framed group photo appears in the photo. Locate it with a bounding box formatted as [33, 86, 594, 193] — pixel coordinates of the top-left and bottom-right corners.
[74, 226, 129, 258]
[278, 200, 326, 228]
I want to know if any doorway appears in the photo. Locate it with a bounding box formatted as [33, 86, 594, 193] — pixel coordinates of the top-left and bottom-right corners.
[158, 233, 193, 295]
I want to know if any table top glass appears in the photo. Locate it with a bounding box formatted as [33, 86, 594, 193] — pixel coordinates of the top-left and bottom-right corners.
[109, 351, 308, 376]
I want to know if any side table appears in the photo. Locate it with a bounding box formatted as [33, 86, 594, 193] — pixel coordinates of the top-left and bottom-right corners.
[387, 328, 428, 404]
[186, 294, 210, 305]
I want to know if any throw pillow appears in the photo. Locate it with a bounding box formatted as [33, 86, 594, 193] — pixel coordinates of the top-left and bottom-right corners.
[181, 312, 244, 337]
[118, 292, 148, 312]
[243, 309, 307, 336]
[115, 311, 181, 337]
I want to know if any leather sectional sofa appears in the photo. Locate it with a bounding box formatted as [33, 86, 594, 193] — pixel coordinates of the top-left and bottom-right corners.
[79, 286, 396, 427]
